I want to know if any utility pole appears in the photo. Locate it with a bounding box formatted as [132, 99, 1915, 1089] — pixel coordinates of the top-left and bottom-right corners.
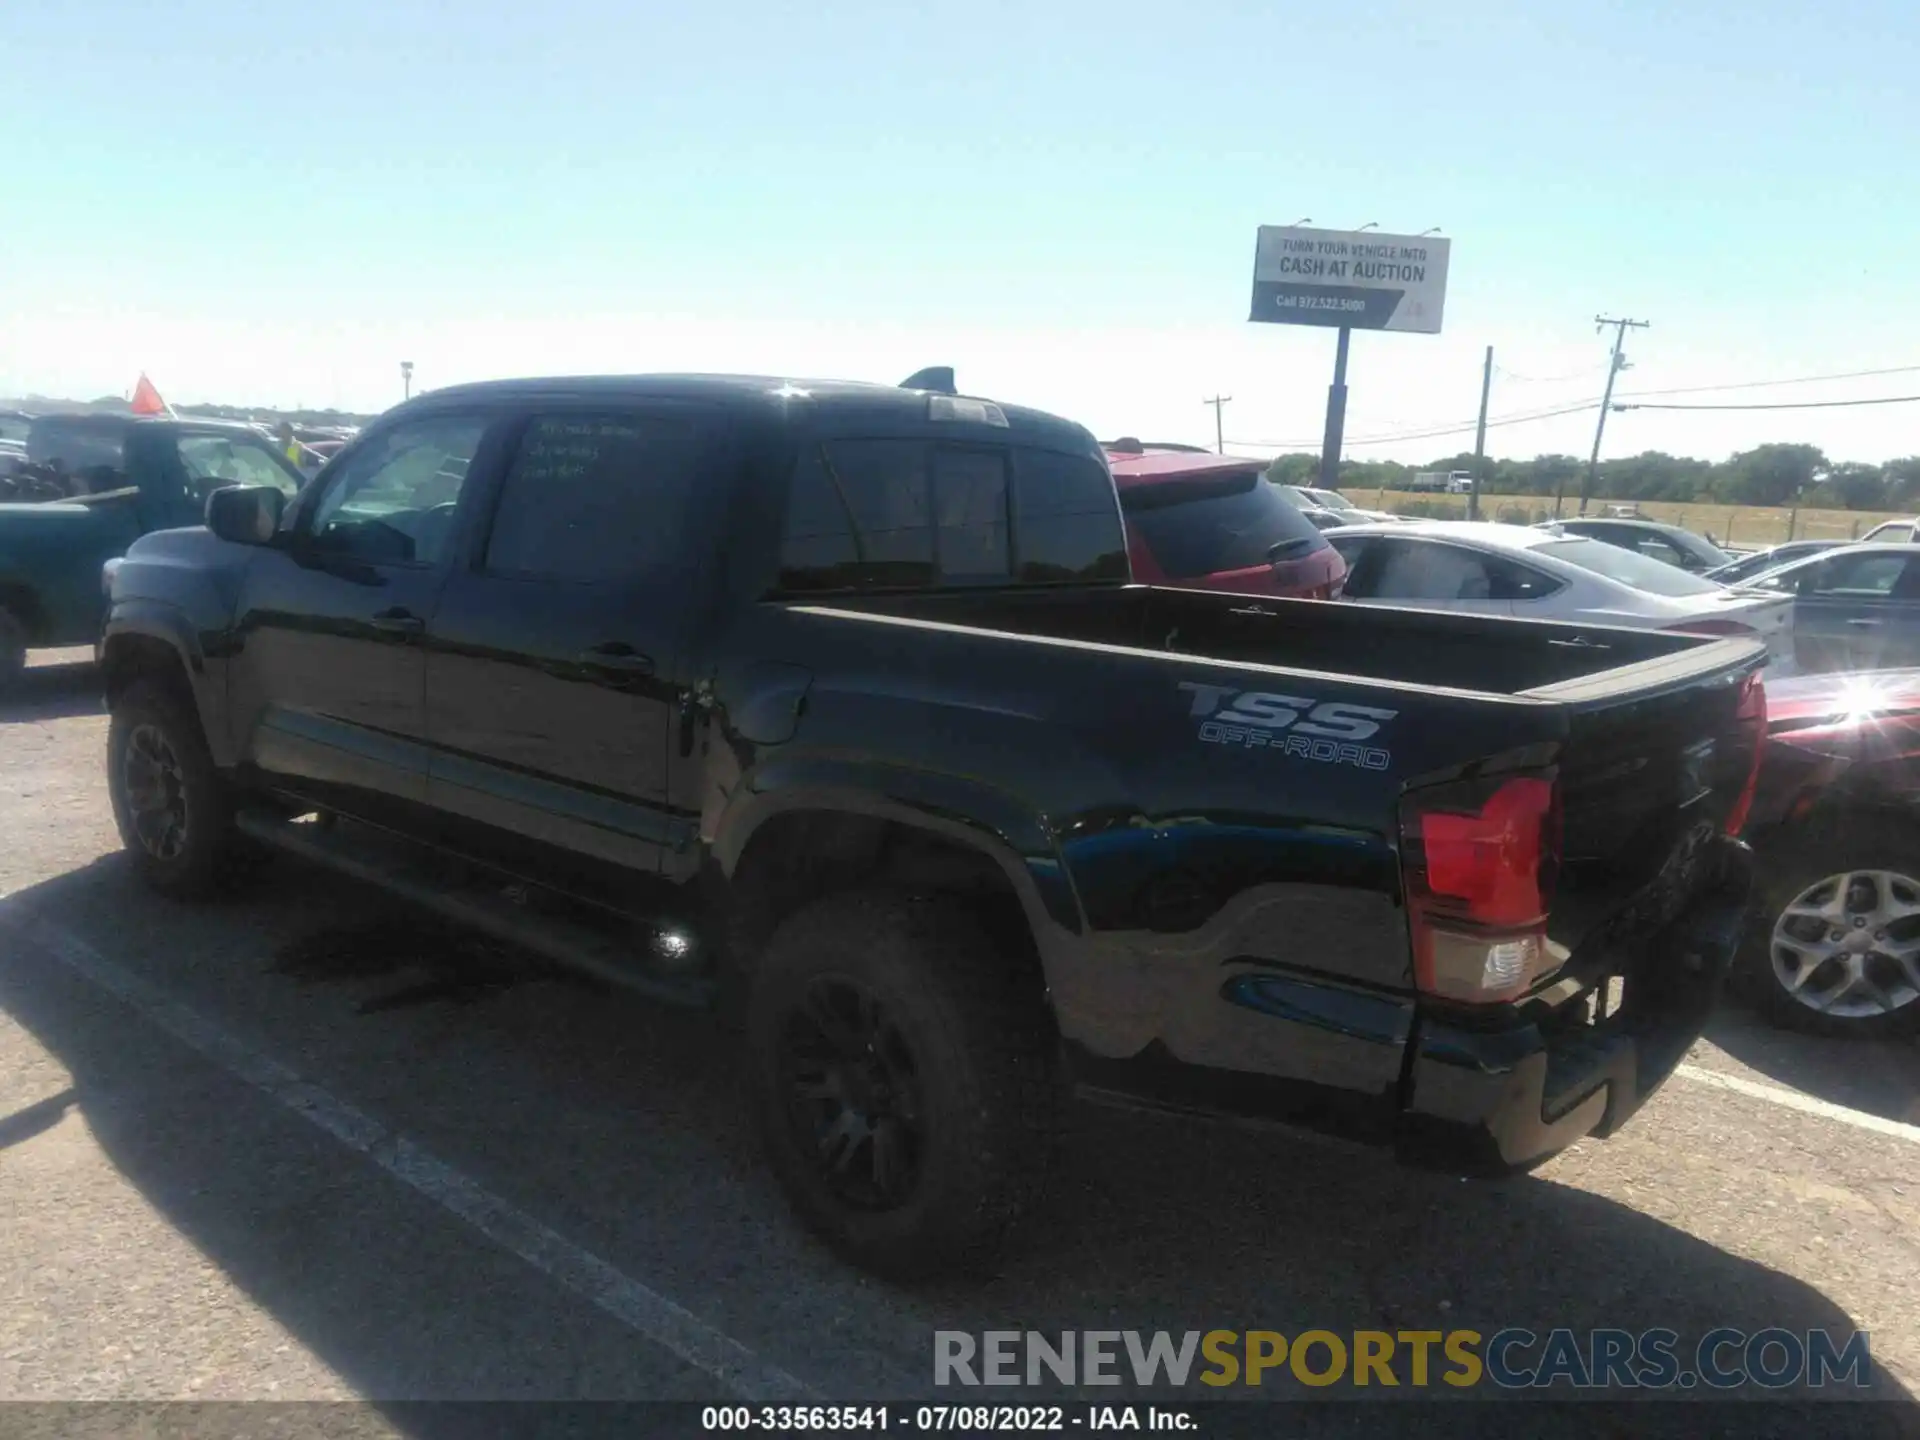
[1563, 315, 1648, 517]
[400, 360, 415, 401]
[1318, 327, 1351, 490]
[1468, 345, 1492, 522]
[1202, 395, 1232, 454]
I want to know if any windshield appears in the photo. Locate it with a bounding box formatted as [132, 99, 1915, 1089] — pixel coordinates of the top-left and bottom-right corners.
[1124, 470, 1326, 578]
[1534, 537, 1725, 597]
[1302, 487, 1361, 513]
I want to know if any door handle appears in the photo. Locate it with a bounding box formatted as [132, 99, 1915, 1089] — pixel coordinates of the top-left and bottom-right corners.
[369, 607, 424, 635]
[577, 642, 655, 675]
[1846, 618, 1883, 628]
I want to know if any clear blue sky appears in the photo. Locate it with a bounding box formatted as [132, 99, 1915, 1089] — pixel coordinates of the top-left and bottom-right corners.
[3, 0, 1917, 462]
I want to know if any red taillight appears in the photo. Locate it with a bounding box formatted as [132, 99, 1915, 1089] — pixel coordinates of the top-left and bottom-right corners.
[1400, 773, 1564, 1003]
[1723, 669, 1767, 837]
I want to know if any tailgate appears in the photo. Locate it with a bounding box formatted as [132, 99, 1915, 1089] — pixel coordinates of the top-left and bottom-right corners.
[1522, 638, 1767, 961]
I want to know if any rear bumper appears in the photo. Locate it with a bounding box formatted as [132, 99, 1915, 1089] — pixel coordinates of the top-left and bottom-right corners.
[1062, 837, 1752, 1174]
[1395, 835, 1752, 1174]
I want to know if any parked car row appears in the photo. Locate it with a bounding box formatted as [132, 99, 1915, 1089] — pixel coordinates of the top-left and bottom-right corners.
[1291, 507, 1920, 1040]
[1102, 455, 1919, 1040]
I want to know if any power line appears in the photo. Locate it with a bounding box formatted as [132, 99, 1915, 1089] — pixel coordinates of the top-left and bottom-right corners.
[1352, 401, 1604, 446]
[1615, 362, 1920, 401]
[1616, 393, 1920, 413]
[1494, 362, 1605, 385]
[1225, 398, 1601, 452]
[1219, 362, 1920, 454]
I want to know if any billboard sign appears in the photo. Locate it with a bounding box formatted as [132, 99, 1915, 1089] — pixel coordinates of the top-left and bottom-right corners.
[1249, 226, 1451, 334]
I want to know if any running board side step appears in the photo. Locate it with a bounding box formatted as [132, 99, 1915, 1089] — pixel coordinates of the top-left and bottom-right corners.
[234, 809, 714, 1009]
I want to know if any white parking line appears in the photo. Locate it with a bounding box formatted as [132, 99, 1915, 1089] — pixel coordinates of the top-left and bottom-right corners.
[0, 908, 819, 1404]
[1675, 1062, 1920, 1145]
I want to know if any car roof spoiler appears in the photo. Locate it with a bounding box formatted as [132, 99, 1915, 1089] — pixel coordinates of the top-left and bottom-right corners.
[898, 367, 956, 394]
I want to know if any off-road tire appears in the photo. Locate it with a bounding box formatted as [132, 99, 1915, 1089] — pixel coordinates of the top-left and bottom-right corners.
[745, 889, 1064, 1280]
[107, 680, 242, 900]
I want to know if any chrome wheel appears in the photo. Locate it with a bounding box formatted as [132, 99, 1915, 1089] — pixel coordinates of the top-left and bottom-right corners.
[121, 722, 190, 862]
[1770, 870, 1920, 1021]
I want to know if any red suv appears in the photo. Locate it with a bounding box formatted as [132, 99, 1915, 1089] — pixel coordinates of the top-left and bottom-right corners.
[1105, 446, 1346, 599]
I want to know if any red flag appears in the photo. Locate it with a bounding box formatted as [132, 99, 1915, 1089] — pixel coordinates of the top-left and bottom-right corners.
[130, 373, 170, 416]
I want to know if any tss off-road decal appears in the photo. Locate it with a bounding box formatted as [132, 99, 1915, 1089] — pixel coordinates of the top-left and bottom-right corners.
[1178, 682, 1395, 771]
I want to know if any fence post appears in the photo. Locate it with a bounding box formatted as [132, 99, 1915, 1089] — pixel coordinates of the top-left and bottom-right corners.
[1852, 519, 1861, 540]
[1725, 513, 1735, 547]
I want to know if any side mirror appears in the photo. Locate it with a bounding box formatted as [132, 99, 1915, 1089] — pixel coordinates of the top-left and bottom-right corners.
[205, 484, 286, 546]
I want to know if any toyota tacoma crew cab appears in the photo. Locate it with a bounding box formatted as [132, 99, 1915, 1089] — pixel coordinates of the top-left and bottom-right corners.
[101, 371, 1763, 1277]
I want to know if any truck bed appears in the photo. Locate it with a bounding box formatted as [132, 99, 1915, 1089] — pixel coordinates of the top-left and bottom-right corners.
[818, 582, 1725, 698]
[774, 583, 1765, 972]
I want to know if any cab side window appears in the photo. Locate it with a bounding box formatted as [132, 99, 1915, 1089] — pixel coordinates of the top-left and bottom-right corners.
[777, 439, 1123, 591]
[482, 411, 706, 585]
[1012, 450, 1127, 583]
[306, 416, 488, 566]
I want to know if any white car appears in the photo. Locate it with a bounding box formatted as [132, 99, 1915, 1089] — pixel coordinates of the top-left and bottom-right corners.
[1324, 521, 1796, 664]
[1283, 485, 1403, 524]
[1859, 518, 1916, 544]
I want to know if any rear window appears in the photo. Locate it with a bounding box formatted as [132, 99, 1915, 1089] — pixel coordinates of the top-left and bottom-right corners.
[777, 439, 1126, 592]
[1534, 537, 1723, 597]
[26, 423, 125, 472]
[1121, 471, 1324, 579]
[19, 422, 128, 497]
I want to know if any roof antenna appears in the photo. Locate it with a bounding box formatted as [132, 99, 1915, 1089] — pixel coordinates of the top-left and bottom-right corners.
[899, 367, 956, 394]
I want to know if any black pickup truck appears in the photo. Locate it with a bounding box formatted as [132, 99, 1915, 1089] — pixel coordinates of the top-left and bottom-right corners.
[101, 373, 1765, 1277]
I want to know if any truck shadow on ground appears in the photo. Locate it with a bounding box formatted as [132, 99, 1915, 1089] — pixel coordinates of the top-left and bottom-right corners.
[1702, 1003, 1919, 1126]
[0, 658, 102, 724]
[0, 858, 1912, 1432]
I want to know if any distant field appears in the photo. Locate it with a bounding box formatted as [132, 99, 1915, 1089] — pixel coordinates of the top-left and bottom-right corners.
[1359, 490, 1909, 548]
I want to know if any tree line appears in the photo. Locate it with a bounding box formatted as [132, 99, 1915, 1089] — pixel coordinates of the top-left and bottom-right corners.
[1266, 444, 1920, 512]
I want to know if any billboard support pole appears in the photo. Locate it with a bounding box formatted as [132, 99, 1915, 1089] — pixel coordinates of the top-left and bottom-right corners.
[1318, 326, 1351, 490]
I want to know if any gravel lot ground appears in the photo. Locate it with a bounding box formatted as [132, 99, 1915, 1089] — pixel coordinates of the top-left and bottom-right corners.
[3, 652, 1917, 1437]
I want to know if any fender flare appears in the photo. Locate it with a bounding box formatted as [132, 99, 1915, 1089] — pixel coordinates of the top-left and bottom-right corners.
[101, 602, 230, 764]
[710, 754, 1086, 945]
